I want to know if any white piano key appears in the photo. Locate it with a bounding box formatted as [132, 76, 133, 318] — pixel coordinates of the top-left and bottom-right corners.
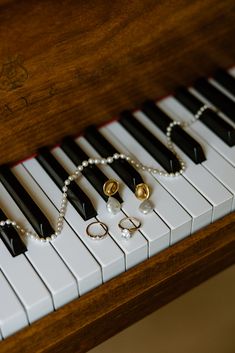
[52, 147, 148, 268]
[19, 161, 103, 294]
[159, 96, 235, 210]
[64, 139, 171, 255]
[23, 158, 125, 282]
[104, 121, 212, 233]
[187, 87, 235, 166]
[208, 78, 235, 129]
[1, 171, 79, 310]
[80, 132, 191, 246]
[207, 78, 235, 128]
[0, 270, 28, 338]
[133, 110, 233, 222]
[0, 211, 53, 323]
[209, 78, 235, 103]
[229, 66, 235, 77]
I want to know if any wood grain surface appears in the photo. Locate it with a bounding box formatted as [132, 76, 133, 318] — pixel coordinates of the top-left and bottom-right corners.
[0, 0, 235, 164]
[0, 1, 235, 352]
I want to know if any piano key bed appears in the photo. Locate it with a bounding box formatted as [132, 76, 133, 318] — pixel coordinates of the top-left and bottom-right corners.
[0, 67, 235, 348]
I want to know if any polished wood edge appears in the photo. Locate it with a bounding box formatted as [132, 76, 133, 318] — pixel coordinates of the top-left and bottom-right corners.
[1, 212, 235, 353]
[1, 0, 235, 164]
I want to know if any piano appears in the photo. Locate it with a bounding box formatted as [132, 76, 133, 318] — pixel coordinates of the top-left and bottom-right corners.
[0, 1, 235, 352]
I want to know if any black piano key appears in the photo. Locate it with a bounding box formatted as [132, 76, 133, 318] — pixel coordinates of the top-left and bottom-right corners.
[175, 87, 235, 147]
[119, 110, 182, 173]
[60, 137, 123, 203]
[141, 100, 206, 163]
[194, 78, 235, 123]
[84, 125, 144, 192]
[37, 148, 97, 220]
[213, 68, 235, 96]
[0, 209, 27, 257]
[0, 165, 54, 238]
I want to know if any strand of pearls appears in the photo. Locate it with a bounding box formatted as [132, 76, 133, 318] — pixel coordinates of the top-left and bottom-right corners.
[2, 106, 212, 243]
[193, 104, 210, 121]
[0, 151, 185, 243]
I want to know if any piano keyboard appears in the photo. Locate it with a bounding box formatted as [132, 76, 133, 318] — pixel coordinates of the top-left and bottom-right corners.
[0, 67, 235, 340]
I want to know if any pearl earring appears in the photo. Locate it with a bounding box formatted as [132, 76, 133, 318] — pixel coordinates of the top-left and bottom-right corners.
[103, 179, 121, 215]
[135, 183, 154, 214]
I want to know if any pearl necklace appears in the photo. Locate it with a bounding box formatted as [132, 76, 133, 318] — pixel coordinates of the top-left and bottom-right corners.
[0, 105, 209, 243]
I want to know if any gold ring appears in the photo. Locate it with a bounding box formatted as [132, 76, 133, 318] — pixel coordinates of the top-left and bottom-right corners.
[86, 221, 108, 240]
[118, 217, 141, 239]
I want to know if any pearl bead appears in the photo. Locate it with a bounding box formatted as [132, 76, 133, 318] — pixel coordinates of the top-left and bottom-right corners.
[107, 157, 113, 163]
[78, 165, 83, 171]
[82, 160, 88, 167]
[106, 197, 121, 215]
[139, 199, 154, 214]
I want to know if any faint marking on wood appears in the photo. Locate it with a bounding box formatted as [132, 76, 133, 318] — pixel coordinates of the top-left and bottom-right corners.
[0, 56, 28, 91]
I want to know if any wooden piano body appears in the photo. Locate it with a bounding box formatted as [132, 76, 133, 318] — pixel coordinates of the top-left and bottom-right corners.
[0, 0, 235, 352]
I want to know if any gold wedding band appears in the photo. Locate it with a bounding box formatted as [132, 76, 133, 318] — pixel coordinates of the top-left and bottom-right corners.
[86, 221, 108, 240]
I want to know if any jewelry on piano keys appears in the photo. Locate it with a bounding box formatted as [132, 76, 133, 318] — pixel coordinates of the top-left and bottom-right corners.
[86, 221, 109, 240]
[103, 179, 121, 215]
[118, 217, 141, 239]
[0, 115, 191, 242]
[193, 104, 211, 121]
[135, 183, 154, 215]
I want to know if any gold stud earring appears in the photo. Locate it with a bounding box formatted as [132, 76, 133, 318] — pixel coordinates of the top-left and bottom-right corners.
[103, 179, 121, 215]
[135, 183, 154, 214]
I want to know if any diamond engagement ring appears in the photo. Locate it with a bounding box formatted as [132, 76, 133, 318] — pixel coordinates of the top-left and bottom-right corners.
[118, 217, 141, 239]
